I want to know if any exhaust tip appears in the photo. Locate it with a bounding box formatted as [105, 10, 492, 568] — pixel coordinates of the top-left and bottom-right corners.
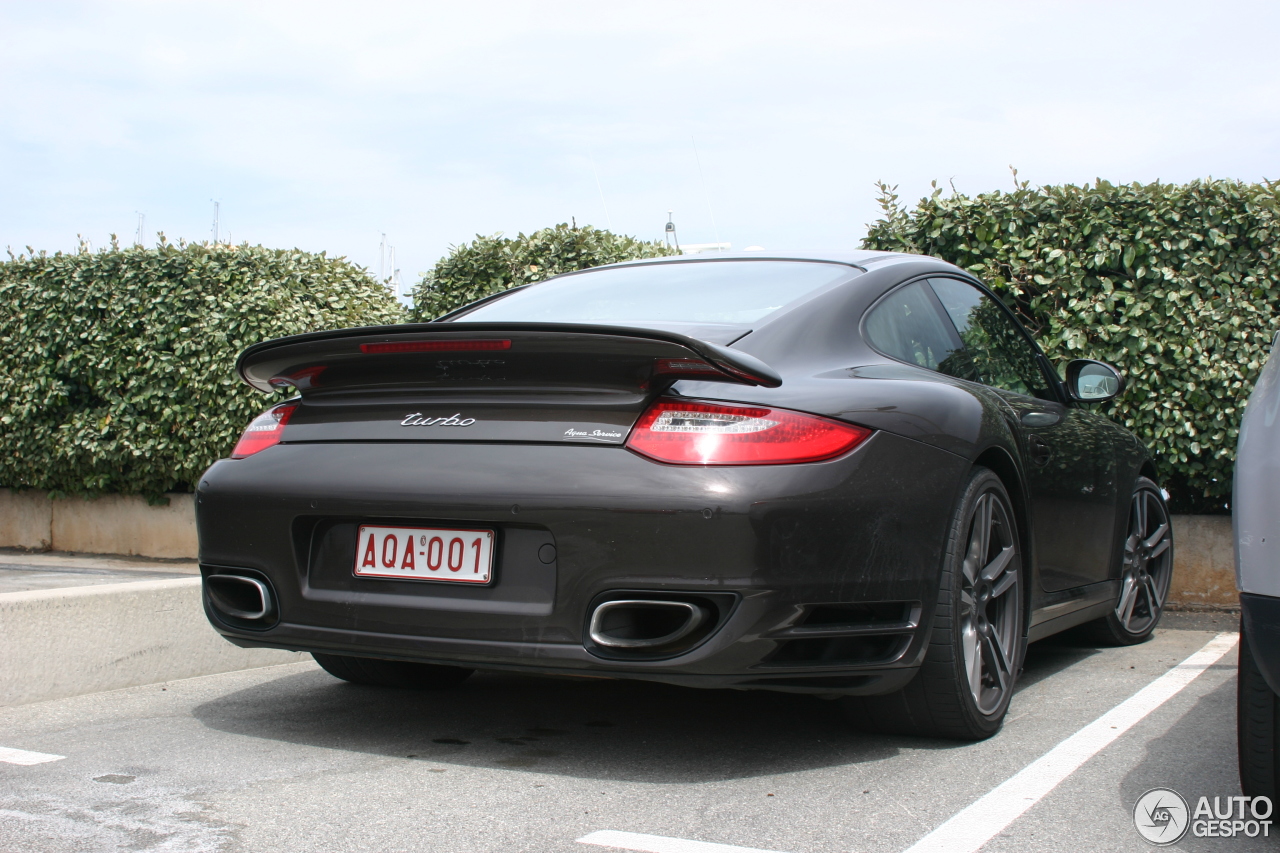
[588, 599, 707, 650]
[206, 573, 274, 622]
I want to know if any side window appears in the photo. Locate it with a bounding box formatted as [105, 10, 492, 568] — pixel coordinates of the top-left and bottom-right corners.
[863, 281, 978, 382]
[929, 278, 1051, 399]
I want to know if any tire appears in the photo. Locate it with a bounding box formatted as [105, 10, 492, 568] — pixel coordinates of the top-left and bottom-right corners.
[1239, 622, 1280, 799]
[841, 467, 1025, 740]
[1086, 476, 1173, 645]
[312, 653, 474, 690]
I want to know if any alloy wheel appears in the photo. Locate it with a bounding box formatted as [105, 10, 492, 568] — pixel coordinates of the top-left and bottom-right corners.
[1115, 488, 1173, 635]
[959, 491, 1022, 716]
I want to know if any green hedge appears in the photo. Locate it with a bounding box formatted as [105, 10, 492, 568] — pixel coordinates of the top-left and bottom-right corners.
[407, 223, 676, 321]
[0, 240, 404, 500]
[863, 177, 1280, 513]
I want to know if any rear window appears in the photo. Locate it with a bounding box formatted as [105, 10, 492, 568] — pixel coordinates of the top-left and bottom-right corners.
[453, 260, 854, 325]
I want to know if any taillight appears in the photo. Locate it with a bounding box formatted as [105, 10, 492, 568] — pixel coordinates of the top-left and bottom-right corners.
[231, 403, 298, 459]
[626, 398, 871, 465]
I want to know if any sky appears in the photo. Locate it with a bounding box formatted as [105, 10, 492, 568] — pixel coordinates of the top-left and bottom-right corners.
[3, 1, 1279, 297]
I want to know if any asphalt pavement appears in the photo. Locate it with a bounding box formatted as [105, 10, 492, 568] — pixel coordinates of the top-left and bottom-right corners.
[0, 612, 1259, 853]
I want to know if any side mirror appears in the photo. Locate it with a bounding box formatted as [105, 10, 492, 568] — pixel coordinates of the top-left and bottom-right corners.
[1064, 359, 1125, 403]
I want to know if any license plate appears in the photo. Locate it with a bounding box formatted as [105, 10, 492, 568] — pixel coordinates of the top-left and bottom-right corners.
[354, 525, 495, 584]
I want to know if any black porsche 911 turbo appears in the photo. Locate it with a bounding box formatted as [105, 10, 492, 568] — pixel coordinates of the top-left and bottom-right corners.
[197, 250, 1174, 740]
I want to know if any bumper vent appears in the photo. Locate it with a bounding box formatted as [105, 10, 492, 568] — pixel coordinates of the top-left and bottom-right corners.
[760, 600, 920, 667]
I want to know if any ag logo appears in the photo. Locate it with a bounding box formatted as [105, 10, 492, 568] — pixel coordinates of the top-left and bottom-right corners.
[1134, 787, 1190, 845]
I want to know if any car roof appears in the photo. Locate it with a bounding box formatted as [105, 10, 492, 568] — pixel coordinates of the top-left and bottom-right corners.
[601, 249, 942, 270]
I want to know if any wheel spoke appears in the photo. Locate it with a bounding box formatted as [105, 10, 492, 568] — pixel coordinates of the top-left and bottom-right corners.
[964, 506, 985, 585]
[963, 494, 995, 590]
[1148, 536, 1171, 561]
[980, 633, 1008, 693]
[980, 544, 1014, 583]
[1124, 533, 1139, 562]
[1142, 573, 1163, 611]
[990, 564, 1018, 598]
[959, 588, 976, 614]
[1120, 576, 1140, 627]
[963, 624, 982, 699]
[1134, 492, 1148, 538]
[1142, 522, 1169, 551]
[989, 629, 1013, 682]
[1115, 576, 1137, 626]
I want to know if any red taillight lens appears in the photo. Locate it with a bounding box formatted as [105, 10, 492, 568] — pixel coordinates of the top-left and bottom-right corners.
[359, 340, 511, 354]
[231, 403, 298, 459]
[626, 398, 871, 465]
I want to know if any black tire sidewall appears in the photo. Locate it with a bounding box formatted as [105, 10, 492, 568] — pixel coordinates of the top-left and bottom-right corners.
[1238, 623, 1280, 799]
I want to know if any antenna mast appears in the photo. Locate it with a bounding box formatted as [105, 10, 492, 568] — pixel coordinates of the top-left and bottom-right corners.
[378, 233, 399, 296]
[390, 245, 400, 299]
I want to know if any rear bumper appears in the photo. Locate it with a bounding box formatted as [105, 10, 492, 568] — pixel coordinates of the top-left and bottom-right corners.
[196, 431, 966, 694]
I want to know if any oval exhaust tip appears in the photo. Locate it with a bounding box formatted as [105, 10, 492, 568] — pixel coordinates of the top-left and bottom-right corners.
[206, 574, 273, 621]
[589, 599, 707, 649]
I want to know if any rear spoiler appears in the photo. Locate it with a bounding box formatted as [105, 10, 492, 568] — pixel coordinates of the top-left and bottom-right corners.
[236, 322, 782, 394]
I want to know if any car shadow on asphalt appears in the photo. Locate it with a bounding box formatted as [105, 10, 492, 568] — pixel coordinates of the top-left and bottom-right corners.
[1118, 674, 1271, 852]
[189, 625, 1113, 783]
[1018, 617, 1231, 696]
[1016, 628, 1107, 693]
[190, 664, 981, 783]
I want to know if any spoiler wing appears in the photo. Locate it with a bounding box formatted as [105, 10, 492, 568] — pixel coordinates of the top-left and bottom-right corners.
[236, 322, 782, 395]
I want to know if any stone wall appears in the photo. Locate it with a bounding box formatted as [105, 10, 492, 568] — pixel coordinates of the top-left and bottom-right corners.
[0, 489, 197, 559]
[1167, 515, 1235, 609]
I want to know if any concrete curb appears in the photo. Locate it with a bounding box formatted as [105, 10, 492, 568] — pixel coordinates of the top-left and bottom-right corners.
[0, 577, 301, 707]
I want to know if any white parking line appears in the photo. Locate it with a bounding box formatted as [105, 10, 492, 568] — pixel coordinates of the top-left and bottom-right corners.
[578, 830, 791, 853]
[0, 746, 65, 766]
[579, 633, 1237, 853]
[902, 631, 1239, 853]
